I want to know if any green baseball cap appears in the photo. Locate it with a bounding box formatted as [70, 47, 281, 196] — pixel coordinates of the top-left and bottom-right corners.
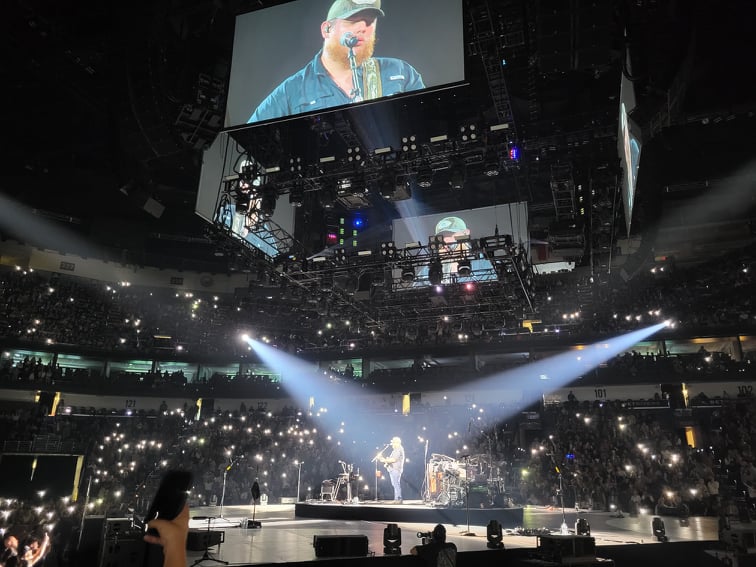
[435, 216, 468, 234]
[327, 0, 385, 21]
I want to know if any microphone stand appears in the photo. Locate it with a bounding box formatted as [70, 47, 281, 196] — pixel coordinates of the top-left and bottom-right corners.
[556, 465, 569, 534]
[346, 46, 363, 102]
[134, 462, 163, 517]
[372, 444, 390, 502]
[548, 443, 569, 534]
[219, 456, 242, 521]
[460, 455, 476, 536]
[190, 517, 228, 567]
[296, 461, 303, 503]
[423, 439, 430, 504]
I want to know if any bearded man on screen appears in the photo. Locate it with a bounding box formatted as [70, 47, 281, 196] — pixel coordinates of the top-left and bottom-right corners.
[248, 0, 425, 123]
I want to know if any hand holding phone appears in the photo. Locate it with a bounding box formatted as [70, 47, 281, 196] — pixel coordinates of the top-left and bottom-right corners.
[144, 470, 193, 537]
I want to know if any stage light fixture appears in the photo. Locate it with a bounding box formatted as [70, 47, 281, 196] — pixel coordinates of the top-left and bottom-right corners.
[486, 520, 504, 549]
[235, 196, 251, 214]
[319, 184, 337, 209]
[401, 263, 415, 283]
[288, 156, 303, 173]
[483, 155, 500, 177]
[416, 164, 433, 188]
[652, 516, 667, 542]
[380, 241, 397, 259]
[383, 523, 401, 554]
[480, 234, 514, 251]
[379, 174, 395, 199]
[240, 161, 259, 183]
[347, 146, 363, 163]
[289, 183, 304, 207]
[575, 517, 591, 536]
[459, 124, 477, 142]
[428, 259, 443, 286]
[259, 184, 277, 218]
[401, 135, 417, 152]
[428, 234, 445, 253]
[448, 158, 465, 191]
[457, 259, 472, 277]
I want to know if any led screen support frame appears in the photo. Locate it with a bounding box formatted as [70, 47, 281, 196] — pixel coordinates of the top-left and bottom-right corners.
[195, 131, 296, 263]
[618, 50, 642, 237]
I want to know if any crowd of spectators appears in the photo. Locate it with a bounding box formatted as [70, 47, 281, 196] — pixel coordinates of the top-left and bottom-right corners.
[1, 348, 753, 401]
[1, 390, 756, 565]
[0, 246, 753, 356]
[0, 246, 754, 566]
[520, 397, 756, 521]
[520, 402, 717, 517]
[536, 247, 755, 338]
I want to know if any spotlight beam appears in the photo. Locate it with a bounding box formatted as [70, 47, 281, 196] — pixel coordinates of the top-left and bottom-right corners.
[246, 338, 388, 463]
[452, 322, 669, 407]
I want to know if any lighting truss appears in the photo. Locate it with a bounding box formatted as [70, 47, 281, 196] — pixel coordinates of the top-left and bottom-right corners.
[276, 237, 536, 334]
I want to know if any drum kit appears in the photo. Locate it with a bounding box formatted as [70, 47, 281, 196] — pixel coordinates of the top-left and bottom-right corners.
[426, 453, 507, 508]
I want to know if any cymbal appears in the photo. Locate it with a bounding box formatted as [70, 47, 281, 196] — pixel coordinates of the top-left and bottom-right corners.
[431, 453, 455, 461]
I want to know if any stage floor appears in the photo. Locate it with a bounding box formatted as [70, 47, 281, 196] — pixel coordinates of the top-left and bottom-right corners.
[182, 502, 720, 566]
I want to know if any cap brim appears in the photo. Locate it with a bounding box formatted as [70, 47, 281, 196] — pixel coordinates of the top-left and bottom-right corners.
[339, 8, 385, 19]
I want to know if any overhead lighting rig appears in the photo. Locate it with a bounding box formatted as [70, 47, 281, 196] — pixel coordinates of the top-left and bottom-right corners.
[273, 235, 536, 337]
[227, 116, 493, 211]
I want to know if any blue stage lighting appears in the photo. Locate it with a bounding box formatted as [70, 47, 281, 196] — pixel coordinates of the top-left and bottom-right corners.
[450, 322, 668, 412]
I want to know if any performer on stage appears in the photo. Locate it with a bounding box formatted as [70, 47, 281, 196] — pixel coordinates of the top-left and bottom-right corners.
[380, 436, 405, 502]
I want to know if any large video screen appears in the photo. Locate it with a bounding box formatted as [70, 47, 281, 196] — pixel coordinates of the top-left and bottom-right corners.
[618, 52, 642, 237]
[391, 202, 529, 288]
[226, 0, 464, 127]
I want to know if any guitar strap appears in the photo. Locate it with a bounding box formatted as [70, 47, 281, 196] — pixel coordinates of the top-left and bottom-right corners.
[362, 58, 382, 100]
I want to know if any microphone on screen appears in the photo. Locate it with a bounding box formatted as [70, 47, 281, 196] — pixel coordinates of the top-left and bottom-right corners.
[340, 32, 359, 48]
